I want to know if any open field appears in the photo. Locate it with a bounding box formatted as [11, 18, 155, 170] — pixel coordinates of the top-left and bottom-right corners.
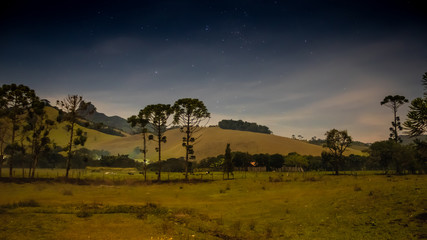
[0, 171, 425, 239]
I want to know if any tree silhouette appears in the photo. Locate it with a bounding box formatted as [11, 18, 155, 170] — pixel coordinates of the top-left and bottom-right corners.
[381, 95, 408, 143]
[0, 118, 11, 177]
[127, 113, 149, 181]
[404, 73, 427, 137]
[0, 84, 37, 177]
[223, 143, 233, 179]
[57, 95, 93, 179]
[172, 98, 210, 180]
[24, 99, 55, 178]
[141, 104, 172, 181]
[324, 129, 352, 175]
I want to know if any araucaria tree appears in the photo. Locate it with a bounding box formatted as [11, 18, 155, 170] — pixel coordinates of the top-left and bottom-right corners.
[127, 112, 149, 181]
[172, 98, 210, 180]
[381, 95, 408, 143]
[324, 129, 352, 175]
[141, 104, 173, 181]
[57, 95, 93, 179]
[224, 143, 233, 179]
[404, 73, 427, 137]
[0, 84, 37, 177]
[24, 99, 55, 178]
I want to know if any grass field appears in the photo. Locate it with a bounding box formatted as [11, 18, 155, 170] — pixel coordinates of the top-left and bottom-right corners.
[0, 170, 425, 239]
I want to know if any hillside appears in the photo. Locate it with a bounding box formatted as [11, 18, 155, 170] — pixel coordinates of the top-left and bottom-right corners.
[77, 102, 138, 134]
[89, 127, 364, 162]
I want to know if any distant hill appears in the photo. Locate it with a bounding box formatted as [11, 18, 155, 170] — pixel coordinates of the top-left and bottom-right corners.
[77, 102, 139, 135]
[89, 127, 364, 162]
[400, 135, 427, 145]
[309, 139, 370, 152]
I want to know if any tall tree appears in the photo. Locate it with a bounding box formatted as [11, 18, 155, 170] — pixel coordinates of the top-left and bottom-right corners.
[381, 95, 408, 143]
[141, 104, 172, 181]
[0, 84, 37, 177]
[223, 143, 233, 179]
[57, 95, 93, 179]
[24, 99, 55, 178]
[0, 119, 11, 177]
[172, 98, 210, 180]
[127, 113, 149, 181]
[324, 129, 352, 175]
[404, 73, 427, 137]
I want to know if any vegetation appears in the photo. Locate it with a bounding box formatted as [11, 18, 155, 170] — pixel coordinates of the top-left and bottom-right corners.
[57, 95, 93, 179]
[141, 104, 173, 181]
[223, 144, 233, 179]
[0, 84, 38, 177]
[218, 119, 272, 134]
[381, 95, 408, 143]
[172, 98, 210, 180]
[323, 129, 353, 175]
[0, 173, 425, 239]
[127, 112, 149, 181]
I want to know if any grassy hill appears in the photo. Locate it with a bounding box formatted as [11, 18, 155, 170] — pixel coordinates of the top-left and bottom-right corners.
[4, 107, 364, 161]
[89, 127, 364, 162]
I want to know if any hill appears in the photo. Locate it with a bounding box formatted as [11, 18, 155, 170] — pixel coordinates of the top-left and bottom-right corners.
[77, 102, 138, 134]
[89, 127, 364, 162]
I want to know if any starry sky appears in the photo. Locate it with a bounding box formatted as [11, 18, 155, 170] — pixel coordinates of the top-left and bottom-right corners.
[1, 0, 426, 142]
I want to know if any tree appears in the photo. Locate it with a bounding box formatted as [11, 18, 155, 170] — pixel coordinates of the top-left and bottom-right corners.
[141, 104, 173, 181]
[172, 98, 210, 180]
[24, 99, 55, 178]
[404, 73, 427, 137]
[0, 84, 37, 177]
[223, 144, 233, 179]
[57, 95, 93, 179]
[381, 95, 408, 143]
[270, 153, 285, 169]
[127, 113, 149, 181]
[324, 129, 352, 175]
[0, 119, 11, 177]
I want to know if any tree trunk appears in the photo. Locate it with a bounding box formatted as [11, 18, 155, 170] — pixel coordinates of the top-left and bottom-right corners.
[9, 118, 17, 178]
[185, 117, 190, 180]
[157, 127, 161, 181]
[65, 122, 75, 179]
[143, 131, 147, 182]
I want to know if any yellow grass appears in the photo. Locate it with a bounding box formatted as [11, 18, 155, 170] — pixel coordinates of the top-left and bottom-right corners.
[0, 173, 425, 239]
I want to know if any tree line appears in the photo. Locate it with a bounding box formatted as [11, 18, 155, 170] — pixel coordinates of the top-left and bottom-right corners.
[218, 119, 272, 134]
[0, 72, 425, 179]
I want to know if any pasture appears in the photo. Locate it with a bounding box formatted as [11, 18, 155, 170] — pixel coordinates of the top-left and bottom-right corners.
[0, 170, 425, 239]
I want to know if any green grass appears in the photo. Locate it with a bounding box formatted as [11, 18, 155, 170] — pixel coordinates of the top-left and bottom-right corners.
[0, 172, 425, 239]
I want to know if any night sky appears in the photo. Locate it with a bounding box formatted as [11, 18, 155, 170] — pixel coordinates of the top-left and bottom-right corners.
[1, 0, 426, 142]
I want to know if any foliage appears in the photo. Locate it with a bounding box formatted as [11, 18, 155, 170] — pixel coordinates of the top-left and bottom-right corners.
[141, 104, 173, 181]
[0, 83, 38, 177]
[24, 99, 55, 178]
[285, 152, 308, 168]
[128, 111, 149, 180]
[218, 119, 272, 134]
[381, 95, 408, 143]
[369, 140, 419, 174]
[172, 98, 210, 180]
[404, 73, 427, 137]
[324, 129, 352, 175]
[148, 157, 188, 172]
[223, 144, 233, 179]
[57, 95, 94, 178]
